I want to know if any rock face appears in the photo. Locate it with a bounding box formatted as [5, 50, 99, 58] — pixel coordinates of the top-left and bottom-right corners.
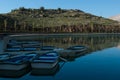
[109, 15, 120, 22]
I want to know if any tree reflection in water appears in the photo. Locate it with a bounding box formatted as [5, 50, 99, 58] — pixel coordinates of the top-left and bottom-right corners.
[12, 35, 120, 61]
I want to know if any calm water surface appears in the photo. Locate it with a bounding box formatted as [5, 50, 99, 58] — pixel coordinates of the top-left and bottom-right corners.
[0, 34, 120, 80]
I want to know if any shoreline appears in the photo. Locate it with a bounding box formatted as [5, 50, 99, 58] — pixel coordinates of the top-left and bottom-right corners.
[1, 33, 120, 37]
[8, 33, 120, 37]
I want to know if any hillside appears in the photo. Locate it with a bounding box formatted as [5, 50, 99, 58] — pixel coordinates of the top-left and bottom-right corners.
[0, 7, 119, 33]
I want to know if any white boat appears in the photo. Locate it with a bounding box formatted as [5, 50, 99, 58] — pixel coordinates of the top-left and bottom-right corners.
[0, 53, 37, 71]
[31, 51, 59, 69]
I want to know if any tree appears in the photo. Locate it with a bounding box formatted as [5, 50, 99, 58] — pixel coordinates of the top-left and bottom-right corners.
[40, 6, 45, 13]
[19, 7, 25, 11]
[57, 8, 62, 13]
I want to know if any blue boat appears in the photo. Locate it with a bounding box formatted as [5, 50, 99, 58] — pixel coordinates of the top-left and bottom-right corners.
[22, 43, 42, 48]
[9, 39, 42, 45]
[5, 47, 21, 52]
[0, 53, 37, 70]
[40, 46, 56, 51]
[31, 51, 59, 69]
[5, 47, 39, 52]
[67, 45, 87, 51]
[22, 47, 38, 51]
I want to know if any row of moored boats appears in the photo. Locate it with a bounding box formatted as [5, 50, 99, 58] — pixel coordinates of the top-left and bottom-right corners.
[0, 39, 88, 77]
[0, 51, 59, 71]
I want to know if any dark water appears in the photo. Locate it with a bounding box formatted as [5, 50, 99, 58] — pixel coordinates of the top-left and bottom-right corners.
[0, 34, 120, 80]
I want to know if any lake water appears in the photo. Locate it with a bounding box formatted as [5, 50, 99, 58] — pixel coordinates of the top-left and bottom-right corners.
[0, 34, 120, 80]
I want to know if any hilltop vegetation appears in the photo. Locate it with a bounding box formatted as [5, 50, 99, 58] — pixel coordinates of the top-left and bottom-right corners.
[0, 7, 119, 33]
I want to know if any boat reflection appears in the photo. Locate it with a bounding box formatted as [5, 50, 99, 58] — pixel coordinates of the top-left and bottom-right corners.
[31, 63, 60, 76]
[0, 67, 31, 78]
[10, 35, 120, 53]
[59, 49, 89, 62]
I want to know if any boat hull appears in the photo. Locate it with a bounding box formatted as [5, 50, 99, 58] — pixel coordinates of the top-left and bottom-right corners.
[0, 63, 29, 70]
[31, 64, 59, 76]
[0, 66, 30, 78]
[31, 60, 58, 69]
